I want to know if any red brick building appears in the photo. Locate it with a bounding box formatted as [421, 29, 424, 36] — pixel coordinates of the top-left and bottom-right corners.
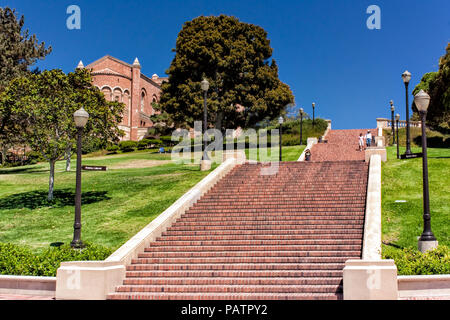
[78, 55, 167, 141]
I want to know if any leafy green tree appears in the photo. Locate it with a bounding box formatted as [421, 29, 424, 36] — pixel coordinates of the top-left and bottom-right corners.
[0, 6, 51, 161]
[0, 6, 51, 90]
[160, 15, 294, 131]
[148, 101, 174, 136]
[1, 68, 124, 200]
[413, 43, 450, 132]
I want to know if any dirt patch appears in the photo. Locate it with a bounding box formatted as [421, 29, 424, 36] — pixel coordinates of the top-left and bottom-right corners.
[109, 160, 172, 169]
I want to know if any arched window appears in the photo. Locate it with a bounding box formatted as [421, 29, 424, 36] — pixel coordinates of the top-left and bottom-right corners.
[140, 91, 146, 112]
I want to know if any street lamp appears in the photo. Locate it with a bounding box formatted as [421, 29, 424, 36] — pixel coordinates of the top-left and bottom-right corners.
[71, 107, 89, 248]
[312, 102, 315, 128]
[299, 108, 304, 145]
[414, 90, 438, 252]
[201, 78, 210, 164]
[278, 116, 284, 161]
[390, 100, 395, 145]
[402, 70, 412, 155]
[395, 113, 400, 159]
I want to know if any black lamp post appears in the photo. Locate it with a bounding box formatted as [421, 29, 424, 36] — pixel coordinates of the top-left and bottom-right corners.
[395, 113, 400, 159]
[299, 108, 303, 145]
[312, 102, 315, 128]
[414, 90, 438, 252]
[201, 78, 209, 161]
[390, 100, 395, 144]
[278, 116, 284, 161]
[71, 107, 89, 248]
[402, 70, 412, 155]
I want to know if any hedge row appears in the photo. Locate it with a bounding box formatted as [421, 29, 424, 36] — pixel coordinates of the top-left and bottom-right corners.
[382, 245, 450, 275]
[0, 242, 113, 277]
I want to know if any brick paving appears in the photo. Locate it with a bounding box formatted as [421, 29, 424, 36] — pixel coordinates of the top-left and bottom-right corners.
[310, 129, 377, 161]
[108, 161, 368, 300]
[0, 294, 54, 300]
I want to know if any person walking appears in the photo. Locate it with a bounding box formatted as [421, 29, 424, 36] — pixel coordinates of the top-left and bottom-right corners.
[365, 130, 372, 148]
[359, 133, 365, 151]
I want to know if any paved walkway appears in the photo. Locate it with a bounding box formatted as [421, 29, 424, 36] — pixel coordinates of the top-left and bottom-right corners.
[310, 129, 377, 161]
[0, 293, 54, 300]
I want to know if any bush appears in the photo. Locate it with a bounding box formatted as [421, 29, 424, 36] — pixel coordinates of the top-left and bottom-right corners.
[26, 151, 45, 164]
[147, 139, 163, 147]
[119, 141, 137, 153]
[106, 144, 119, 154]
[0, 242, 113, 277]
[160, 136, 176, 147]
[137, 139, 149, 150]
[382, 245, 450, 275]
[81, 137, 105, 155]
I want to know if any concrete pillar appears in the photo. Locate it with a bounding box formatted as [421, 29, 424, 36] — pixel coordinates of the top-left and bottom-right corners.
[130, 58, 141, 141]
[343, 260, 398, 300]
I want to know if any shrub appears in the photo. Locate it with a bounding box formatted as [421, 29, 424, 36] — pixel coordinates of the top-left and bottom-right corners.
[119, 141, 137, 152]
[160, 136, 176, 147]
[382, 245, 450, 275]
[0, 242, 113, 277]
[26, 151, 45, 164]
[137, 139, 150, 150]
[0, 243, 38, 275]
[81, 137, 105, 155]
[106, 144, 119, 154]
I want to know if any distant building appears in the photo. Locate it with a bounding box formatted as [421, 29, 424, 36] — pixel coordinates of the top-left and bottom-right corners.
[77, 55, 167, 141]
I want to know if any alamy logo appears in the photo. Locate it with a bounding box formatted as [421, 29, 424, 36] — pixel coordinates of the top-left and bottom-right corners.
[366, 5, 381, 30]
[66, 5, 81, 30]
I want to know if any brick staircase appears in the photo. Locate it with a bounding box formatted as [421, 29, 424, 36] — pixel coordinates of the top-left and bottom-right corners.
[108, 160, 369, 300]
[310, 129, 378, 161]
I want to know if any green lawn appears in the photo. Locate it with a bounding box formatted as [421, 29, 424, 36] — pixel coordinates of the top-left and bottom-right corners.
[0, 151, 210, 253]
[0, 145, 304, 253]
[382, 146, 450, 250]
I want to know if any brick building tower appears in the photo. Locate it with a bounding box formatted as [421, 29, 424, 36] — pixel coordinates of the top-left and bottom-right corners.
[78, 55, 167, 141]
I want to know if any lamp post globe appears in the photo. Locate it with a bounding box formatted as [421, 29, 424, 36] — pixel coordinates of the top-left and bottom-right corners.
[413, 90, 438, 252]
[74, 107, 89, 128]
[402, 70, 412, 155]
[71, 107, 89, 248]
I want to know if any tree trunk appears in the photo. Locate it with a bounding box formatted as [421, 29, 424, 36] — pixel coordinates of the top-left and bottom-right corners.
[48, 160, 55, 201]
[0, 142, 5, 165]
[65, 146, 71, 172]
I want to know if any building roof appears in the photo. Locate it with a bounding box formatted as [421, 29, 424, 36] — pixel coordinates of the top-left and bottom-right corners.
[85, 55, 166, 88]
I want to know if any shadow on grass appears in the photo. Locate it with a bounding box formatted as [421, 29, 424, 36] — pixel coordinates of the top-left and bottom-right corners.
[0, 189, 111, 210]
[0, 166, 47, 175]
[382, 241, 404, 249]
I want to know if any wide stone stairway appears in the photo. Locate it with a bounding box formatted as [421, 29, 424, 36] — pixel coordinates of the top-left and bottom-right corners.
[108, 159, 369, 300]
[310, 129, 378, 161]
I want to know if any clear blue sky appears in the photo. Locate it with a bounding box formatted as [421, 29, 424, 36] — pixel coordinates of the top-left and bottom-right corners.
[3, 0, 450, 129]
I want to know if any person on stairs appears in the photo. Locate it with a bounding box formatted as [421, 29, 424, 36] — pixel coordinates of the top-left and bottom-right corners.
[359, 133, 365, 151]
[365, 130, 372, 148]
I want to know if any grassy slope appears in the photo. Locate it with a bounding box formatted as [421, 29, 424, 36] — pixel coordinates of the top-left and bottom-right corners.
[0, 146, 304, 253]
[382, 146, 450, 250]
[0, 151, 209, 252]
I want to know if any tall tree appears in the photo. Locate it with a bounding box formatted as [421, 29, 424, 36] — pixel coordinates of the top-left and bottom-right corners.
[0, 7, 51, 90]
[0, 6, 51, 159]
[160, 15, 294, 131]
[413, 43, 450, 132]
[1, 68, 124, 200]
